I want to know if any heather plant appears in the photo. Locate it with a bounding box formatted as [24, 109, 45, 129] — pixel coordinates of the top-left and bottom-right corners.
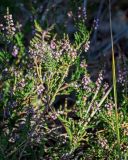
[0, 6, 128, 160]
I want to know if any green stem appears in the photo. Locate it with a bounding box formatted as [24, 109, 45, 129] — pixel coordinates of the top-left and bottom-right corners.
[109, 0, 121, 158]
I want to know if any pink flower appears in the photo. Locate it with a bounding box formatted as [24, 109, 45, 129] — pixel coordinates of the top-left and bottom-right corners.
[12, 46, 18, 57]
[50, 40, 56, 49]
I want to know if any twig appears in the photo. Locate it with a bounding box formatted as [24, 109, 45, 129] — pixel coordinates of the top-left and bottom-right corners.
[85, 85, 101, 117]
[85, 86, 112, 125]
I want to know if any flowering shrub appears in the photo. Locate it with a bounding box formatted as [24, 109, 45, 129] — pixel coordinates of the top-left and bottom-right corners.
[0, 8, 128, 160]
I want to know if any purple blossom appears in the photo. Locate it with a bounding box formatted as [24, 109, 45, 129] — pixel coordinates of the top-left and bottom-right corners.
[93, 18, 99, 30]
[12, 46, 18, 57]
[96, 72, 103, 87]
[117, 68, 127, 86]
[18, 79, 26, 88]
[105, 102, 113, 111]
[84, 41, 90, 52]
[83, 0, 87, 20]
[82, 75, 92, 92]
[50, 40, 56, 49]
[103, 82, 109, 95]
[2, 68, 8, 76]
[4, 68, 8, 72]
[4, 10, 16, 36]
[50, 113, 57, 120]
[52, 51, 62, 59]
[83, 7, 87, 20]
[0, 23, 4, 31]
[70, 50, 77, 59]
[8, 101, 17, 108]
[37, 84, 45, 95]
[80, 61, 87, 68]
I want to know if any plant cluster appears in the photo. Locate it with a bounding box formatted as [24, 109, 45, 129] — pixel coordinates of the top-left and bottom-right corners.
[0, 8, 128, 160]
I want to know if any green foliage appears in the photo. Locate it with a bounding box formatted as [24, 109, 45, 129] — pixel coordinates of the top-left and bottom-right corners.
[74, 21, 90, 50]
[0, 6, 128, 160]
